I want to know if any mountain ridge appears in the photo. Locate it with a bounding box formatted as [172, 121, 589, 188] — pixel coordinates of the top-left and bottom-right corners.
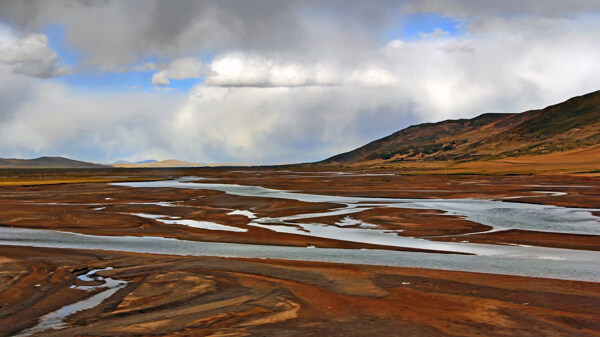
[112, 159, 203, 168]
[112, 159, 251, 168]
[321, 90, 600, 166]
[0, 156, 107, 169]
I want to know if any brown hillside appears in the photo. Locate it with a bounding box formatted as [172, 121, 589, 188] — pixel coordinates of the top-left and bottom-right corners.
[0, 156, 106, 169]
[322, 90, 600, 166]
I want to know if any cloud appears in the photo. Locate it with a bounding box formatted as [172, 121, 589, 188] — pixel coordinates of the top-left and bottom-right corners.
[2, 11, 600, 164]
[420, 28, 449, 38]
[1, 2, 600, 164]
[201, 52, 396, 88]
[0, 32, 69, 78]
[0, 1, 387, 70]
[0, 1, 598, 72]
[163, 85, 411, 163]
[152, 57, 205, 86]
[401, 0, 600, 17]
[0, 65, 183, 161]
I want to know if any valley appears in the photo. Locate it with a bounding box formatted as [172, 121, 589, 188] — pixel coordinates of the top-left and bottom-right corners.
[1, 168, 599, 336]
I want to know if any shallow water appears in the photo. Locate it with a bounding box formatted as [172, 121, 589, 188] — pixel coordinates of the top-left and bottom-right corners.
[132, 212, 247, 232]
[1, 227, 599, 282]
[14, 267, 127, 337]
[227, 209, 257, 219]
[112, 180, 600, 235]
[107, 178, 600, 258]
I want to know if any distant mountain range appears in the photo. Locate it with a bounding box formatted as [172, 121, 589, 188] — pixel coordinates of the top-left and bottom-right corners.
[321, 90, 600, 167]
[0, 156, 106, 169]
[113, 159, 158, 165]
[113, 159, 251, 168]
[0, 157, 250, 169]
[113, 159, 203, 168]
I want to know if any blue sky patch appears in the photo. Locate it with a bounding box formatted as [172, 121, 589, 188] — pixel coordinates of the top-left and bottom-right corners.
[44, 24, 79, 66]
[386, 13, 464, 42]
[44, 24, 201, 92]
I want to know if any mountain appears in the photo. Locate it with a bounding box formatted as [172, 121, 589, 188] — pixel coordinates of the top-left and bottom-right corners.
[0, 156, 107, 169]
[113, 159, 251, 168]
[113, 159, 204, 168]
[112, 159, 158, 165]
[321, 90, 600, 167]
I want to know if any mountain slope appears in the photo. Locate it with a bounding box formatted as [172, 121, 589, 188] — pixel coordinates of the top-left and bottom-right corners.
[0, 156, 107, 169]
[322, 90, 600, 165]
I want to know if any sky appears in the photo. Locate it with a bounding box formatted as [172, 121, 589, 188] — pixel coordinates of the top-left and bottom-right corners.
[0, 1, 599, 165]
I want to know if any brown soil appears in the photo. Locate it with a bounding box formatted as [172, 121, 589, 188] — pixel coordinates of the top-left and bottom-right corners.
[1, 168, 600, 336]
[1, 169, 599, 252]
[0, 186, 451, 254]
[325, 144, 600, 175]
[294, 207, 492, 237]
[434, 229, 600, 251]
[2, 246, 600, 337]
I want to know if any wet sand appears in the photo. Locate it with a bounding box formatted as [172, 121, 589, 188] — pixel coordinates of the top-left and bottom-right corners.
[2, 246, 600, 337]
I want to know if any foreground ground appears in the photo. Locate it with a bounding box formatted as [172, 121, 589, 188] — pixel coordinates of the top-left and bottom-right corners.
[0, 167, 599, 336]
[2, 246, 600, 337]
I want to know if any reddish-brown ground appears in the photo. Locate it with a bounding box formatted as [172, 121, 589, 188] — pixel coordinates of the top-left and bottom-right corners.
[1, 246, 600, 337]
[325, 144, 600, 175]
[1, 168, 599, 336]
[432, 229, 600, 251]
[1, 168, 598, 251]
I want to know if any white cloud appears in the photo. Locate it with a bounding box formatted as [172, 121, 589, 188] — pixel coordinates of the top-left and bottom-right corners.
[167, 85, 407, 163]
[0, 65, 183, 161]
[151, 57, 205, 86]
[0, 33, 69, 78]
[207, 53, 268, 86]
[203, 52, 397, 88]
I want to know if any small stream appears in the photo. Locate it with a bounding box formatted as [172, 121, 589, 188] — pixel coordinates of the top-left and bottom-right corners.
[14, 267, 127, 337]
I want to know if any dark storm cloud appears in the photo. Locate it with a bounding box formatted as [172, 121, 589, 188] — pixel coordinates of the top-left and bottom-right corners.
[403, 0, 600, 17]
[2, 0, 597, 71]
[0, 0, 398, 69]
